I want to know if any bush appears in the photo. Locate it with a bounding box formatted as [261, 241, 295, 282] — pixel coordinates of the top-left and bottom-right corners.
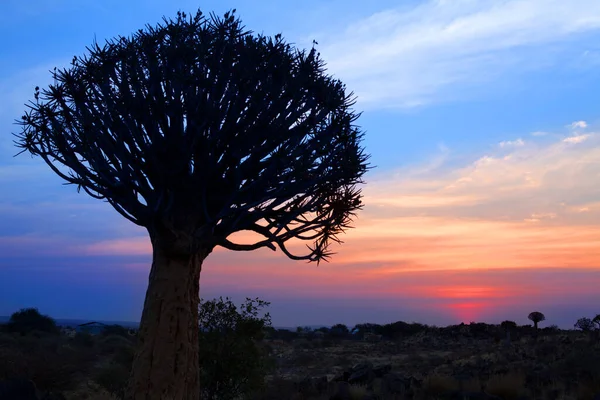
[93, 362, 130, 398]
[574, 317, 595, 332]
[96, 334, 134, 356]
[330, 324, 349, 338]
[0, 336, 97, 392]
[198, 297, 274, 400]
[101, 324, 130, 337]
[6, 308, 59, 335]
[72, 331, 95, 347]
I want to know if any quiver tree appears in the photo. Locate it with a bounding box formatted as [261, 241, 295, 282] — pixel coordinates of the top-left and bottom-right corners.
[14, 9, 369, 400]
[528, 311, 545, 338]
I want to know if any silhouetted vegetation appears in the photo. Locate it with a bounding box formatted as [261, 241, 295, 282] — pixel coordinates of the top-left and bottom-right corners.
[198, 297, 274, 400]
[14, 7, 369, 398]
[575, 317, 595, 332]
[527, 311, 545, 331]
[6, 308, 59, 335]
[2, 304, 600, 400]
[101, 325, 130, 338]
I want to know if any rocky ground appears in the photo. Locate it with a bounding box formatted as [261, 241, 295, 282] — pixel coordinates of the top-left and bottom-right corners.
[1, 326, 599, 399]
[258, 331, 600, 399]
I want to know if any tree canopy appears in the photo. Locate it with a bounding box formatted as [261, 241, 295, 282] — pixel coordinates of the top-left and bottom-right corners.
[528, 311, 545, 324]
[15, 9, 369, 262]
[7, 308, 58, 334]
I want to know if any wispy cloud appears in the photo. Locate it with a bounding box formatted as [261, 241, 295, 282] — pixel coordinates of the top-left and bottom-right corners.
[316, 0, 600, 108]
[499, 138, 525, 148]
[569, 120, 588, 130]
[563, 134, 591, 144]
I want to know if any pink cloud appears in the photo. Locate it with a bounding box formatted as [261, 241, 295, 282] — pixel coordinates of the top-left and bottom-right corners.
[83, 237, 151, 256]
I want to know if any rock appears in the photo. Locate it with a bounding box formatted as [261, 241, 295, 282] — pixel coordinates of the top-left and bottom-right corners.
[0, 379, 39, 400]
[348, 362, 375, 385]
[372, 364, 392, 377]
[350, 361, 373, 373]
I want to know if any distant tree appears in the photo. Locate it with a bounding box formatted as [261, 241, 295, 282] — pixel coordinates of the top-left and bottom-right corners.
[198, 297, 273, 400]
[6, 308, 58, 334]
[270, 328, 296, 341]
[14, 8, 369, 399]
[297, 326, 315, 338]
[500, 320, 517, 344]
[330, 323, 349, 337]
[593, 314, 600, 330]
[500, 320, 517, 330]
[574, 317, 595, 332]
[528, 311, 545, 332]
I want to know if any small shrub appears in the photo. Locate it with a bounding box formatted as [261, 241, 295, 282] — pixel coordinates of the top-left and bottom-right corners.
[348, 384, 369, 400]
[93, 362, 130, 398]
[0, 342, 94, 392]
[101, 324, 130, 337]
[71, 331, 95, 347]
[198, 297, 274, 400]
[96, 334, 133, 356]
[111, 344, 135, 367]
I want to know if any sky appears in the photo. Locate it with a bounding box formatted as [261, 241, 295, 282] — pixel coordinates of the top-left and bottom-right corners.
[1, 0, 600, 329]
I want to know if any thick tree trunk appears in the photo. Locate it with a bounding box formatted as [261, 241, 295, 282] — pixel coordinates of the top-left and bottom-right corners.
[125, 242, 209, 400]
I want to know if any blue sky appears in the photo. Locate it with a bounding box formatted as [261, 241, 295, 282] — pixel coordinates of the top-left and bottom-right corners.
[1, 0, 600, 329]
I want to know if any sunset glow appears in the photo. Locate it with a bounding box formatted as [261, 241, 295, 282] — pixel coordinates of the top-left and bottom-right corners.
[2, 0, 600, 329]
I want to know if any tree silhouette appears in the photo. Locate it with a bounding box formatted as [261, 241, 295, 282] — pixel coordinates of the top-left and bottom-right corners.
[14, 9, 369, 400]
[527, 311, 545, 336]
[6, 308, 58, 334]
[500, 320, 517, 330]
[574, 317, 594, 332]
[331, 323, 349, 334]
[573, 317, 594, 332]
[500, 320, 517, 344]
[593, 314, 600, 330]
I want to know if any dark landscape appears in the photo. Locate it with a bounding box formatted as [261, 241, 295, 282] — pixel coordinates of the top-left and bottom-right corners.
[1, 305, 600, 400]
